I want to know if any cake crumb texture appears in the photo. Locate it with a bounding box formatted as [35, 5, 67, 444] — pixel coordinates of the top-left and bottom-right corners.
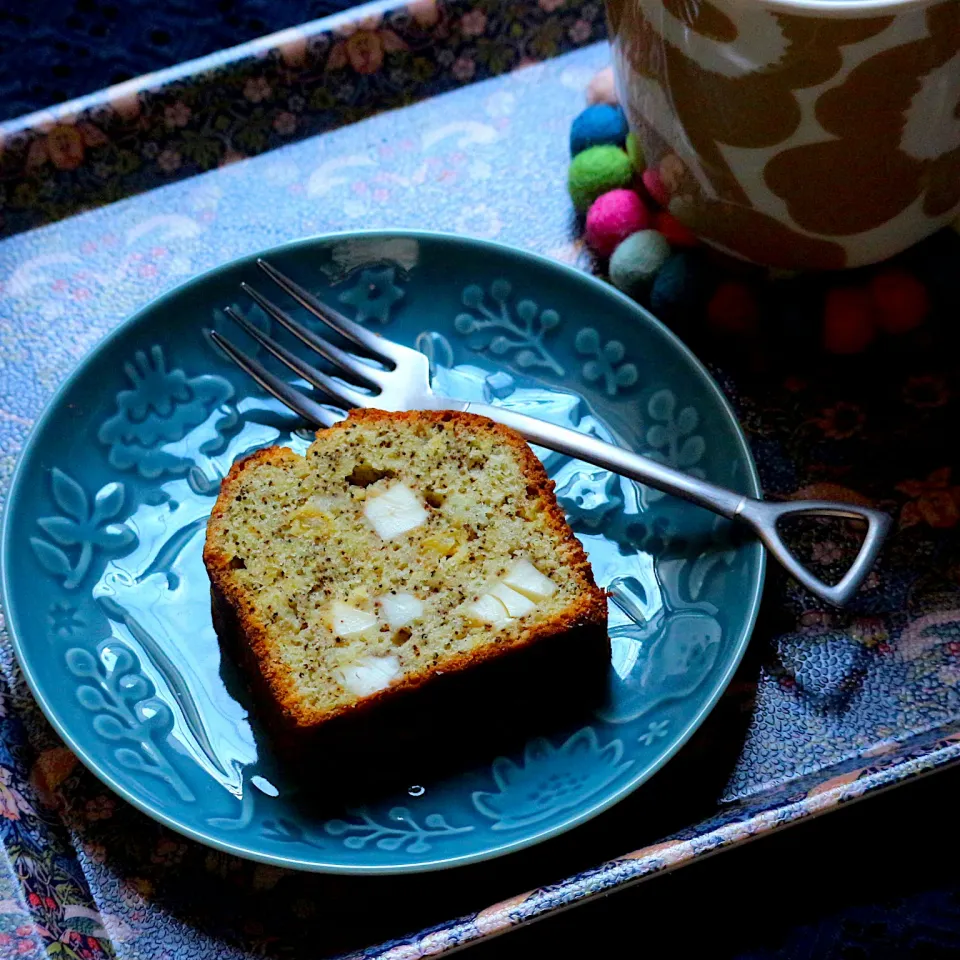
[204, 409, 607, 730]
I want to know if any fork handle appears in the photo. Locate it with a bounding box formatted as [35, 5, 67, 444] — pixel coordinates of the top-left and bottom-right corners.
[461, 401, 890, 607]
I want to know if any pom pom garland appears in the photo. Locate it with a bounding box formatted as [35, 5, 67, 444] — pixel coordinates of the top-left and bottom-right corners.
[609, 230, 671, 295]
[625, 132, 644, 172]
[568, 146, 634, 213]
[586, 67, 618, 106]
[869, 269, 930, 335]
[650, 251, 709, 322]
[570, 104, 629, 157]
[585, 189, 650, 256]
[572, 66, 938, 357]
[654, 210, 699, 248]
[822, 288, 877, 354]
[641, 167, 670, 208]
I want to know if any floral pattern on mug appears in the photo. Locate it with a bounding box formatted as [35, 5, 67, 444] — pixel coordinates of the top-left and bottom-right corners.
[608, 0, 960, 268]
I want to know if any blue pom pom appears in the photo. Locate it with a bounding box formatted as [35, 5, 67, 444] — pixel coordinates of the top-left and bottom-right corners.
[570, 105, 629, 157]
[650, 251, 708, 320]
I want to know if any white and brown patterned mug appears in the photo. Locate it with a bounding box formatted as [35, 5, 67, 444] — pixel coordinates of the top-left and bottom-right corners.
[607, 0, 960, 269]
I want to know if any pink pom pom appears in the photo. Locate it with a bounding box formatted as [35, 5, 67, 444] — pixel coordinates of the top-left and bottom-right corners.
[641, 167, 670, 208]
[585, 189, 649, 257]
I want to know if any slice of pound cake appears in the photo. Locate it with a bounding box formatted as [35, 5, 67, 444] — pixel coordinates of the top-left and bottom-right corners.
[204, 409, 607, 735]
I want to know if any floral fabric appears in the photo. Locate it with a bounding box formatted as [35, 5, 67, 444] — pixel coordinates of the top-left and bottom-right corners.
[0, 0, 607, 239]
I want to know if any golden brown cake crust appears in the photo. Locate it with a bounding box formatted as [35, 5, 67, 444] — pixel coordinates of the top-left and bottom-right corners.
[204, 408, 608, 733]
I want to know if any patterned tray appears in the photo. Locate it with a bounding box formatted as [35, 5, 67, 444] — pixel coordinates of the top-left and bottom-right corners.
[2, 4, 960, 958]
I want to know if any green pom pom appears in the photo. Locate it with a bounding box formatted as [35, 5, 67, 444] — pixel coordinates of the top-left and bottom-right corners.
[626, 133, 644, 172]
[568, 145, 633, 213]
[609, 230, 671, 296]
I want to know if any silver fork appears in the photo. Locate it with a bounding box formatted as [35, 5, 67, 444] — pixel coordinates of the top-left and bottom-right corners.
[210, 259, 891, 607]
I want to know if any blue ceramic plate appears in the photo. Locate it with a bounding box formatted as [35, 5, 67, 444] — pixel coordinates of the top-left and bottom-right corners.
[1, 232, 764, 873]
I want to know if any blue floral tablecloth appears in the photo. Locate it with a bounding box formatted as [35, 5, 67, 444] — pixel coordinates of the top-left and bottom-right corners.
[2, 29, 960, 960]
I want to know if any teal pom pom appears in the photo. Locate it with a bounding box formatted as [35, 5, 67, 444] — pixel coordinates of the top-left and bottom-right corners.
[568, 146, 633, 213]
[570, 104, 629, 156]
[609, 230, 671, 295]
[650, 251, 709, 321]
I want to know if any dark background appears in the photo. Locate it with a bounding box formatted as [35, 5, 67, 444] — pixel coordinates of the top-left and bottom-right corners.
[0, 0, 355, 122]
[479, 765, 960, 960]
[2, 2, 959, 957]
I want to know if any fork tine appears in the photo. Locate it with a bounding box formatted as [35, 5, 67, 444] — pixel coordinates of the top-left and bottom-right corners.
[210, 331, 343, 428]
[256, 259, 406, 363]
[240, 281, 387, 389]
[224, 307, 371, 410]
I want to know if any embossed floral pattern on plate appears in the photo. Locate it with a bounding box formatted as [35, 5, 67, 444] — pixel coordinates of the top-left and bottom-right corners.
[1, 231, 764, 873]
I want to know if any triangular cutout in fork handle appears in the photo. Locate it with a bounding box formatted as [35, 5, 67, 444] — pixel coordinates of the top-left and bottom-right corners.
[736, 500, 892, 607]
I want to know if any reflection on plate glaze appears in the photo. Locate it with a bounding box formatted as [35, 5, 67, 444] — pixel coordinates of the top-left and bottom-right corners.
[98, 345, 239, 478]
[553, 461, 623, 529]
[96, 584, 237, 789]
[207, 784, 257, 831]
[600, 602, 724, 726]
[596, 509, 739, 728]
[625, 515, 676, 555]
[204, 773, 282, 832]
[30, 469, 137, 591]
[321, 236, 421, 282]
[472, 728, 632, 830]
[415, 329, 455, 375]
[65, 643, 194, 802]
[640, 610, 722, 704]
[325, 808, 474, 853]
[130, 516, 208, 589]
[87, 412, 294, 799]
[683, 515, 739, 603]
